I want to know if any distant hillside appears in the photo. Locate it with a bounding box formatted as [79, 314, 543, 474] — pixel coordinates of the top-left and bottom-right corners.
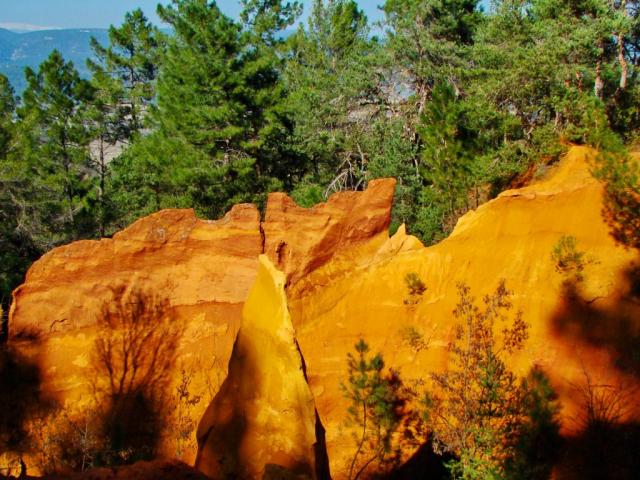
[0, 28, 110, 94]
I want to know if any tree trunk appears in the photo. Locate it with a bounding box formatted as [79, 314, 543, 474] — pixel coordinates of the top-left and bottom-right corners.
[616, 0, 629, 92]
[594, 39, 604, 100]
[617, 34, 628, 91]
[98, 136, 106, 237]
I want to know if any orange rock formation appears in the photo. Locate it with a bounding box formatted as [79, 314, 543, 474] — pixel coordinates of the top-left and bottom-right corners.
[7, 180, 395, 472]
[262, 178, 396, 285]
[7, 206, 262, 465]
[287, 146, 640, 476]
[6, 146, 639, 479]
[195, 256, 322, 479]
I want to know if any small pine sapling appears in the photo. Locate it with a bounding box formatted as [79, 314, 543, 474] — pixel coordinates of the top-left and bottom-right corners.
[341, 339, 402, 480]
[404, 272, 427, 305]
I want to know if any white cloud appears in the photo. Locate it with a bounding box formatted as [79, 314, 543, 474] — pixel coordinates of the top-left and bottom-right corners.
[0, 22, 61, 32]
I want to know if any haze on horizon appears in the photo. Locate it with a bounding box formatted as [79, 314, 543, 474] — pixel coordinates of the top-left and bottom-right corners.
[0, 0, 385, 31]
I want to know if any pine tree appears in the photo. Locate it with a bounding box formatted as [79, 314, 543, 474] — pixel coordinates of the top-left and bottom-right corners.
[240, 0, 302, 46]
[237, 0, 303, 187]
[0, 74, 14, 159]
[382, 0, 482, 117]
[15, 50, 96, 243]
[88, 9, 161, 138]
[342, 339, 403, 480]
[85, 70, 124, 236]
[110, 0, 303, 221]
[149, 0, 256, 218]
[417, 82, 477, 242]
[86, 9, 162, 234]
[285, 0, 381, 196]
[0, 75, 31, 310]
[425, 281, 530, 479]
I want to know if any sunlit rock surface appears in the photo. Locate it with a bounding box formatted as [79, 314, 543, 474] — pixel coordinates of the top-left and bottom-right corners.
[287, 146, 640, 476]
[263, 178, 396, 286]
[7, 147, 639, 478]
[7, 181, 394, 471]
[8, 205, 262, 466]
[195, 256, 324, 479]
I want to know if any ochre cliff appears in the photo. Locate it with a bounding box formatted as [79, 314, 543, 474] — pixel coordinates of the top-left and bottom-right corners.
[5, 146, 639, 478]
[195, 256, 321, 479]
[287, 146, 640, 476]
[6, 180, 395, 472]
[262, 178, 396, 285]
[7, 205, 262, 466]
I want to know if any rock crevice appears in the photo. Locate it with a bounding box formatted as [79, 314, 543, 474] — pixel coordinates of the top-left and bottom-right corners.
[195, 255, 329, 479]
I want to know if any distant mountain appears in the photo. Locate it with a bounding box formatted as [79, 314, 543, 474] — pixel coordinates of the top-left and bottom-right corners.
[0, 27, 295, 95]
[0, 28, 110, 94]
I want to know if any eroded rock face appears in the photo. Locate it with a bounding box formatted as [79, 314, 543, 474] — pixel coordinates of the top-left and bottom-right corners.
[11, 205, 262, 337]
[263, 178, 396, 286]
[195, 256, 322, 480]
[7, 180, 395, 471]
[9, 147, 639, 479]
[287, 146, 640, 477]
[8, 205, 263, 466]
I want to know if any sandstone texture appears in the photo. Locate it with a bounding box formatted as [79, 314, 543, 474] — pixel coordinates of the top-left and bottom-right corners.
[287, 146, 640, 476]
[263, 178, 396, 285]
[7, 180, 395, 471]
[8, 205, 263, 465]
[6, 146, 639, 479]
[195, 256, 322, 479]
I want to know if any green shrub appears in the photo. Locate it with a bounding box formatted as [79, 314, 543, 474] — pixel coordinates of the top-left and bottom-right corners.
[551, 235, 587, 282]
[404, 272, 427, 305]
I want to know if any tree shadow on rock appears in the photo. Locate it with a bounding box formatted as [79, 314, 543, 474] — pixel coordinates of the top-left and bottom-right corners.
[90, 287, 184, 466]
[551, 268, 640, 378]
[506, 366, 562, 480]
[194, 331, 254, 479]
[556, 371, 640, 480]
[382, 440, 450, 480]
[550, 266, 640, 479]
[0, 338, 55, 455]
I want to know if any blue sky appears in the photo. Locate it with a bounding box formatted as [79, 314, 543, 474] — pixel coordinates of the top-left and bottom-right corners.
[0, 0, 385, 31]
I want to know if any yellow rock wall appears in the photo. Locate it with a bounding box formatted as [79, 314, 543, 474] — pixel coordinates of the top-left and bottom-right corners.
[195, 256, 320, 479]
[288, 146, 640, 477]
[6, 146, 639, 479]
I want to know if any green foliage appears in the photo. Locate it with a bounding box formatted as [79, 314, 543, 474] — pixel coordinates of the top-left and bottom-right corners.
[0, 75, 27, 309]
[404, 272, 427, 305]
[87, 9, 161, 139]
[425, 281, 530, 479]
[240, 0, 302, 45]
[551, 235, 588, 282]
[0, 74, 14, 159]
[594, 148, 640, 249]
[399, 325, 429, 354]
[8, 51, 96, 249]
[383, 0, 482, 102]
[505, 367, 561, 480]
[106, 0, 300, 222]
[284, 0, 373, 188]
[418, 83, 480, 240]
[290, 180, 325, 207]
[341, 339, 403, 480]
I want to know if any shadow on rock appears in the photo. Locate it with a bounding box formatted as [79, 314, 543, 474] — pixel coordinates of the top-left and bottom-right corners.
[551, 264, 640, 378]
[0, 340, 54, 455]
[90, 287, 184, 466]
[550, 266, 640, 479]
